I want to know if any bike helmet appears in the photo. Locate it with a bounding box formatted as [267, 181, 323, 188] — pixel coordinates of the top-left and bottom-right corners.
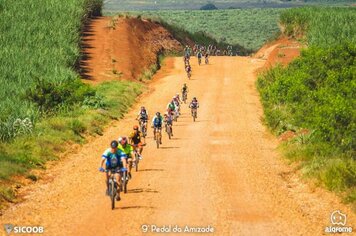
[119, 137, 127, 145]
[133, 125, 139, 130]
[141, 106, 145, 110]
[111, 140, 118, 148]
[193, 97, 197, 100]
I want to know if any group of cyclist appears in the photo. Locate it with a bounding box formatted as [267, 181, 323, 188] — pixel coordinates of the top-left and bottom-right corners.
[99, 44, 204, 203]
[192, 43, 235, 56]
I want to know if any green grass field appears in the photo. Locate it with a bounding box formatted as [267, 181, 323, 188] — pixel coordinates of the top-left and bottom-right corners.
[257, 7, 356, 204]
[103, 0, 352, 11]
[118, 9, 282, 51]
[0, 0, 144, 205]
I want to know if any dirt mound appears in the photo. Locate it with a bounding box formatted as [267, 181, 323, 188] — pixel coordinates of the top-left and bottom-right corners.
[80, 16, 182, 83]
[254, 36, 302, 70]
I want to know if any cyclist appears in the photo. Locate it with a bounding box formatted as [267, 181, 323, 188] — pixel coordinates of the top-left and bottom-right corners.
[129, 125, 144, 156]
[167, 100, 176, 115]
[184, 45, 191, 59]
[136, 106, 149, 132]
[164, 112, 173, 137]
[205, 50, 209, 64]
[189, 97, 199, 117]
[197, 50, 203, 65]
[173, 96, 181, 116]
[182, 83, 188, 101]
[118, 137, 135, 179]
[151, 112, 163, 144]
[99, 140, 127, 201]
[185, 63, 192, 78]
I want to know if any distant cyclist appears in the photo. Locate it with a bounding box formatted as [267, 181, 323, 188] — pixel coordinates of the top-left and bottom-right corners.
[151, 112, 163, 144]
[99, 140, 127, 201]
[164, 112, 174, 137]
[172, 96, 181, 116]
[197, 50, 203, 65]
[137, 106, 149, 130]
[205, 50, 209, 64]
[184, 45, 191, 59]
[167, 100, 176, 115]
[185, 63, 192, 78]
[189, 97, 199, 117]
[118, 137, 135, 179]
[182, 83, 188, 101]
[129, 125, 144, 156]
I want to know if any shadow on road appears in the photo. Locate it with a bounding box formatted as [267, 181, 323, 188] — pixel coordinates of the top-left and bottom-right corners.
[159, 146, 180, 149]
[116, 206, 155, 210]
[127, 188, 159, 194]
[139, 168, 164, 172]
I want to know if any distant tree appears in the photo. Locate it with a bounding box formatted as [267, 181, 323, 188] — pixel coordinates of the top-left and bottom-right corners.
[200, 3, 218, 10]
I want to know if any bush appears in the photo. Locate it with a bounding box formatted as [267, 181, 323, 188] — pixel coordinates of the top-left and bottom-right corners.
[200, 3, 218, 10]
[258, 7, 356, 202]
[26, 79, 96, 113]
[69, 119, 87, 135]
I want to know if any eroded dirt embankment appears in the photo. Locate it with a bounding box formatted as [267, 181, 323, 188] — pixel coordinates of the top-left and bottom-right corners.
[81, 16, 182, 83]
[254, 36, 302, 69]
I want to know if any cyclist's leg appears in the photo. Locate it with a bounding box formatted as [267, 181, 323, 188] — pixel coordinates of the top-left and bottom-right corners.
[127, 157, 133, 178]
[127, 158, 133, 172]
[114, 170, 121, 200]
[138, 142, 143, 155]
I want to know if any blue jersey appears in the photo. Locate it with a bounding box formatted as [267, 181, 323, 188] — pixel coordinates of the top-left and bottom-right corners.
[102, 148, 126, 169]
[152, 116, 163, 128]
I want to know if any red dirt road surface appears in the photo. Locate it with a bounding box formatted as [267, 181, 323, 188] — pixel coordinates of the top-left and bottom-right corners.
[1, 55, 355, 235]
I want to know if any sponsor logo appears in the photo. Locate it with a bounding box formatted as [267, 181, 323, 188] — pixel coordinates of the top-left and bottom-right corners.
[325, 210, 353, 234]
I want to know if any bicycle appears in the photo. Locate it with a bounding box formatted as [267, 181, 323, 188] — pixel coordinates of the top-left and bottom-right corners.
[172, 111, 178, 122]
[198, 57, 202, 65]
[133, 146, 141, 172]
[105, 168, 126, 209]
[139, 120, 147, 138]
[154, 128, 162, 148]
[119, 168, 129, 194]
[205, 56, 209, 64]
[191, 108, 197, 122]
[182, 91, 187, 104]
[187, 71, 191, 79]
[165, 122, 173, 139]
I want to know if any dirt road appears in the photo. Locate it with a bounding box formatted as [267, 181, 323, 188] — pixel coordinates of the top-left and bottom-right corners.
[1, 57, 355, 236]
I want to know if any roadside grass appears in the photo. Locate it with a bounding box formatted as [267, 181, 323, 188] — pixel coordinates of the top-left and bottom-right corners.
[0, 0, 101, 142]
[257, 7, 356, 204]
[0, 81, 142, 205]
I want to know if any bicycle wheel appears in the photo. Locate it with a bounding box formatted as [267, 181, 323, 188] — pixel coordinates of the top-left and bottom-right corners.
[156, 133, 160, 148]
[167, 125, 171, 139]
[111, 179, 115, 209]
[123, 171, 127, 194]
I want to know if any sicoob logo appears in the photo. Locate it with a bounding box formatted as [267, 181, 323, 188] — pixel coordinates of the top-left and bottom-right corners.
[331, 210, 347, 226]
